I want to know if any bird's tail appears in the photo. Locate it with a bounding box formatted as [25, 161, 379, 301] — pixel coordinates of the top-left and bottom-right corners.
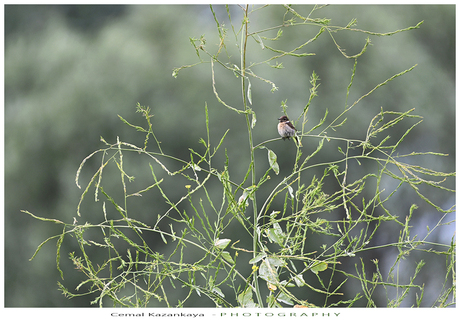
[294, 135, 302, 147]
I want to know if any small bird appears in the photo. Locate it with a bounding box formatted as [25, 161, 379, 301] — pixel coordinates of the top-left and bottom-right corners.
[278, 115, 300, 144]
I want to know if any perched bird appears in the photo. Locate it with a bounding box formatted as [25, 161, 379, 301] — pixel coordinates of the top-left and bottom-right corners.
[278, 115, 300, 144]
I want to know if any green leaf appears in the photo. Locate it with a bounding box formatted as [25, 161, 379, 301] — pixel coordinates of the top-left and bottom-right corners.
[267, 257, 285, 267]
[259, 260, 278, 284]
[259, 257, 286, 285]
[267, 149, 280, 175]
[237, 288, 258, 307]
[254, 33, 265, 49]
[212, 286, 225, 298]
[277, 292, 294, 306]
[221, 251, 235, 264]
[287, 185, 294, 198]
[293, 274, 305, 287]
[267, 228, 283, 244]
[267, 223, 285, 245]
[214, 238, 231, 249]
[249, 253, 266, 264]
[280, 280, 296, 287]
[247, 80, 252, 105]
[310, 262, 328, 274]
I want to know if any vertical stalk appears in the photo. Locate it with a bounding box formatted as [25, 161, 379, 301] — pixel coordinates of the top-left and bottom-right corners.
[240, 5, 263, 307]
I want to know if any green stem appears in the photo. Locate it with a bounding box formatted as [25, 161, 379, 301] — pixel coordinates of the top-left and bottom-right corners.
[240, 5, 263, 307]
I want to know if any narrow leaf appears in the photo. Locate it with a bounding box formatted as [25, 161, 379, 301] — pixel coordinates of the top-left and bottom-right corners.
[215, 238, 231, 249]
[249, 253, 266, 264]
[247, 80, 252, 105]
[267, 149, 280, 175]
[311, 262, 328, 274]
[221, 251, 235, 264]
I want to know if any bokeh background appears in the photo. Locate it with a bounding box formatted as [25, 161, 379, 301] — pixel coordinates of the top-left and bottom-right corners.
[5, 5, 455, 307]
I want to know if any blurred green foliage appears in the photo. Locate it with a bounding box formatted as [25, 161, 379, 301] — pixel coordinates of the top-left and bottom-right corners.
[5, 5, 454, 307]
